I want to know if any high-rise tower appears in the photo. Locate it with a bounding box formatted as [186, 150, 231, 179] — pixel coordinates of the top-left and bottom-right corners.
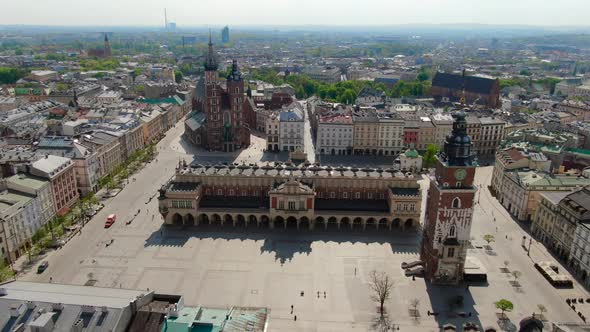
[221, 26, 230, 43]
[420, 111, 477, 284]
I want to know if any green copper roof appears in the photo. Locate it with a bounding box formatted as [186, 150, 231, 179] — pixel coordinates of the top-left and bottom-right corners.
[404, 149, 419, 158]
[567, 148, 590, 156]
[138, 95, 184, 105]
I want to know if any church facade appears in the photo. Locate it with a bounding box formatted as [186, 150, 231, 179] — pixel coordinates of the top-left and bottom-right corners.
[420, 111, 477, 284]
[186, 37, 251, 152]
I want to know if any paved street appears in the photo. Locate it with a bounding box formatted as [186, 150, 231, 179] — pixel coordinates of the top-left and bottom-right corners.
[18, 123, 588, 331]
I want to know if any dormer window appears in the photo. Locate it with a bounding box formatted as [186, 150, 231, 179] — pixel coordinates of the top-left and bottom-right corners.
[452, 197, 461, 209]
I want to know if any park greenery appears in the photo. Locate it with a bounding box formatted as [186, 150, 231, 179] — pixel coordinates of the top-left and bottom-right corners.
[248, 68, 431, 103]
[0, 67, 29, 84]
[499, 77, 562, 94]
[79, 58, 120, 71]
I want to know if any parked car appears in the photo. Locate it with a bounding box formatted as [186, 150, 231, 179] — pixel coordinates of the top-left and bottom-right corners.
[37, 261, 49, 274]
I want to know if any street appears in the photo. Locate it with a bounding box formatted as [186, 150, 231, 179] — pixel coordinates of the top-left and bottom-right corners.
[17, 123, 588, 331]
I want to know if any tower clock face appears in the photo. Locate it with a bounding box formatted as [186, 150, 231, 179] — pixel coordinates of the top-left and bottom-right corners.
[455, 169, 467, 181]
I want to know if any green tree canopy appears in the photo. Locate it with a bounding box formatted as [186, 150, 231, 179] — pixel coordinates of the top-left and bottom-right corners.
[495, 299, 514, 318]
[174, 70, 183, 83]
[422, 144, 440, 168]
[0, 67, 28, 84]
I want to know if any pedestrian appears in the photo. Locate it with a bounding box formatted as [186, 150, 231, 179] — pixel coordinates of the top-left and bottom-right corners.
[49, 277, 53, 283]
[354, 267, 357, 275]
[294, 315, 297, 321]
[324, 291, 326, 298]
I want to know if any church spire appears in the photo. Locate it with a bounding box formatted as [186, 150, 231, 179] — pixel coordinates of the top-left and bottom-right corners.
[204, 29, 218, 71]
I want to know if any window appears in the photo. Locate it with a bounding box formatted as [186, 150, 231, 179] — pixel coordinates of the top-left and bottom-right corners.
[288, 201, 296, 210]
[355, 192, 361, 199]
[449, 225, 456, 237]
[456, 182, 462, 187]
[299, 201, 305, 210]
[229, 189, 234, 196]
[452, 197, 461, 208]
[343, 192, 348, 199]
[447, 248, 455, 258]
[217, 189, 223, 196]
[279, 201, 284, 209]
[330, 192, 335, 198]
[368, 193, 373, 199]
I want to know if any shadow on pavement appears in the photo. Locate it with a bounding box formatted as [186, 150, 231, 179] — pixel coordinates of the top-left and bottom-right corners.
[144, 224, 420, 264]
[424, 281, 484, 331]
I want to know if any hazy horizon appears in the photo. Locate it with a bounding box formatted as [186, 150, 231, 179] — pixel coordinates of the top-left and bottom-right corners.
[2, 0, 590, 27]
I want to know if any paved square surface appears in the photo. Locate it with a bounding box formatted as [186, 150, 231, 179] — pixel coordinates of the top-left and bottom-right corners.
[20, 124, 590, 331]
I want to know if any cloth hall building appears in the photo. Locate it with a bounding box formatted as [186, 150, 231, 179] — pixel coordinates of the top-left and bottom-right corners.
[158, 163, 422, 231]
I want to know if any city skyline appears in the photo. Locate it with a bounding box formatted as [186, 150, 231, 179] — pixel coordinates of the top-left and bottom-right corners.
[2, 0, 590, 27]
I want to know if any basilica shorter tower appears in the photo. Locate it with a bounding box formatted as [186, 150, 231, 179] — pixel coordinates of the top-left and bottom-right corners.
[420, 111, 477, 284]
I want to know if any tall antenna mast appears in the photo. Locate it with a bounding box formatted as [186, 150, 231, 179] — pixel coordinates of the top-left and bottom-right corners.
[164, 8, 168, 30]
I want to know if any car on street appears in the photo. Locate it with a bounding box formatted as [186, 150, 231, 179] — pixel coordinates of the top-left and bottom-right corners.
[105, 214, 116, 228]
[37, 261, 49, 274]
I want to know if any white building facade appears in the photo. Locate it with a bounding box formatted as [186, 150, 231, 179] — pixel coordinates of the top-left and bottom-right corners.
[279, 105, 305, 152]
[316, 114, 354, 155]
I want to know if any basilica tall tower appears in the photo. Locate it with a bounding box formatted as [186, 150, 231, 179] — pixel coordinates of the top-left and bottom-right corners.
[420, 111, 477, 284]
[203, 33, 223, 151]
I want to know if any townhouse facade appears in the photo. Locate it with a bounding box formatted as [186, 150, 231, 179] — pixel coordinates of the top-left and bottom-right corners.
[279, 106, 305, 152]
[353, 111, 379, 155]
[316, 114, 354, 156]
[30, 155, 79, 215]
[377, 113, 404, 156]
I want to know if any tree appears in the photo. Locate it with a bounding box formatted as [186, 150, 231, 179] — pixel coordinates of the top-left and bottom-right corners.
[537, 304, 547, 319]
[174, 70, 183, 83]
[410, 298, 420, 317]
[495, 299, 514, 319]
[483, 234, 495, 245]
[0, 261, 15, 282]
[369, 270, 394, 318]
[511, 270, 522, 282]
[422, 144, 439, 168]
[0, 67, 28, 84]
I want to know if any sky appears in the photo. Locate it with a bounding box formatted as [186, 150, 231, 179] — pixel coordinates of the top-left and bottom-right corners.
[2, 0, 589, 27]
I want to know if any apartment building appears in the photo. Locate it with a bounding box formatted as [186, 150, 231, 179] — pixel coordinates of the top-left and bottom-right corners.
[353, 110, 379, 155]
[279, 105, 305, 152]
[316, 114, 354, 155]
[377, 113, 404, 156]
[30, 155, 79, 215]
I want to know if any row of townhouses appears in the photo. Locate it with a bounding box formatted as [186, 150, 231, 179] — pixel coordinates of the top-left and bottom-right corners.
[0, 96, 191, 264]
